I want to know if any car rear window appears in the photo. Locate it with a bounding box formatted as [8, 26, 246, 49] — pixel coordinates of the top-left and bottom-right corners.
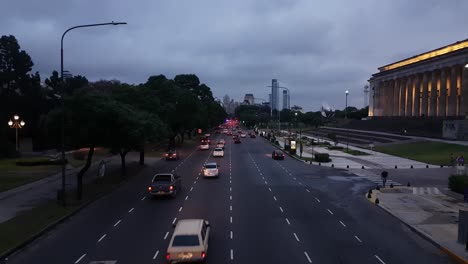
[172, 235, 200, 246]
[153, 175, 172, 182]
[214, 148, 223, 151]
[205, 164, 217, 169]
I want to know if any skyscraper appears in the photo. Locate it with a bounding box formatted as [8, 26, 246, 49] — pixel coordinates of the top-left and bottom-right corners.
[243, 94, 255, 105]
[282, 90, 290, 110]
[271, 79, 279, 111]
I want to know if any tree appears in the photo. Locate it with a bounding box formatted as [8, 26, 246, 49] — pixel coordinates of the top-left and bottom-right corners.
[0, 35, 34, 92]
[174, 74, 200, 92]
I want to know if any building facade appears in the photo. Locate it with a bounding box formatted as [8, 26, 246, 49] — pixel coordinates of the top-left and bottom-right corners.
[243, 93, 255, 105]
[271, 79, 279, 111]
[282, 90, 290, 110]
[369, 39, 468, 118]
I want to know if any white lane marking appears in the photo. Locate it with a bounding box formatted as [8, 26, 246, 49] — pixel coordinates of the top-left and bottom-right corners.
[141, 196, 146, 200]
[97, 234, 107, 242]
[327, 209, 334, 215]
[179, 206, 183, 212]
[74, 253, 86, 264]
[260, 172, 263, 176]
[128, 208, 134, 213]
[293, 233, 300, 242]
[194, 181, 197, 184]
[339, 221, 346, 227]
[172, 217, 177, 225]
[298, 182, 303, 185]
[153, 250, 159, 259]
[304, 252, 312, 263]
[230, 231, 233, 239]
[230, 180, 232, 184]
[190, 187, 193, 191]
[262, 176, 265, 180]
[293, 177, 297, 180]
[230, 187, 232, 192]
[230, 205, 233, 211]
[268, 187, 272, 192]
[230, 216, 233, 223]
[113, 220, 122, 227]
[198, 172, 201, 175]
[273, 196, 277, 201]
[306, 189, 310, 193]
[354, 235, 362, 243]
[164, 232, 170, 240]
[230, 195, 232, 200]
[279, 206, 284, 213]
[264, 180, 268, 184]
[315, 197, 320, 203]
[375, 255, 386, 264]
[285, 218, 291, 225]
[230, 249, 234, 260]
[185, 195, 189, 201]
[171, 169, 174, 172]
[196, 176, 199, 180]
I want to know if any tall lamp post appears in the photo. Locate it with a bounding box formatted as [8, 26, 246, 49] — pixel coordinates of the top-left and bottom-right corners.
[345, 90, 349, 151]
[8, 115, 25, 151]
[59, 21, 127, 206]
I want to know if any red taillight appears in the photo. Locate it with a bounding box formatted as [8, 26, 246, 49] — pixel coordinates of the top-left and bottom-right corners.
[148, 186, 152, 191]
[201, 252, 206, 258]
[172, 154, 176, 156]
[166, 253, 170, 260]
[164, 153, 168, 157]
[169, 185, 174, 190]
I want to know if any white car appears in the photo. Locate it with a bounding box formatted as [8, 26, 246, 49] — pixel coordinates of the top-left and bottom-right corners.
[166, 219, 210, 263]
[219, 139, 225, 144]
[213, 148, 224, 157]
[200, 143, 209, 150]
[215, 142, 225, 149]
[203, 163, 219, 177]
[240, 133, 247, 138]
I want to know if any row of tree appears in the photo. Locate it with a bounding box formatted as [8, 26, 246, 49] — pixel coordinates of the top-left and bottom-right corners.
[1, 35, 227, 199]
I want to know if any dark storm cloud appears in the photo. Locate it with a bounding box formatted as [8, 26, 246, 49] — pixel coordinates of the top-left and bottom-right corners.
[2, 0, 468, 111]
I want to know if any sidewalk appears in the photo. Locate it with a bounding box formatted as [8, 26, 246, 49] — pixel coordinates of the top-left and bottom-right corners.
[368, 187, 468, 262]
[0, 154, 145, 224]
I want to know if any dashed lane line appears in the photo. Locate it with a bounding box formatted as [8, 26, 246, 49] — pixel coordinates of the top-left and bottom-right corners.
[113, 220, 122, 227]
[268, 187, 272, 192]
[327, 209, 334, 215]
[153, 250, 160, 259]
[273, 196, 277, 201]
[354, 235, 362, 243]
[141, 196, 146, 201]
[164, 232, 170, 240]
[315, 197, 320, 203]
[304, 252, 312, 263]
[339, 221, 346, 227]
[97, 234, 107, 243]
[230, 249, 234, 260]
[172, 217, 177, 225]
[190, 187, 193, 192]
[179, 206, 183, 212]
[293, 233, 300, 242]
[230, 216, 233, 223]
[74, 253, 86, 264]
[128, 208, 134, 213]
[230, 231, 233, 239]
[230, 195, 232, 200]
[285, 218, 291, 225]
[306, 189, 310, 193]
[185, 195, 189, 201]
[375, 255, 386, 264]
[279, 206, 284, 213]
[230, 205, 233, 211]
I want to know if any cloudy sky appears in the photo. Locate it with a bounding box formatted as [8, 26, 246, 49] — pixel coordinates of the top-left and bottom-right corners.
[2, 0, 468, 111]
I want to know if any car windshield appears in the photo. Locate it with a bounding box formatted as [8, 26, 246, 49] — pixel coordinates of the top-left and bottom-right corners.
[172, 235, 200, 247]
[205, 164, 217, 169]
[153, 175, 172, 182]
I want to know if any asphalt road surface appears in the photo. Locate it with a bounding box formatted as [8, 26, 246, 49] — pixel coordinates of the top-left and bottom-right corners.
[7, 134, 455, 264]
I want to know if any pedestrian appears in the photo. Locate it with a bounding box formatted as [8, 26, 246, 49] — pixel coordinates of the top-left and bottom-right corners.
[458, 155, 465, 166]
[381, 171, 388, 188]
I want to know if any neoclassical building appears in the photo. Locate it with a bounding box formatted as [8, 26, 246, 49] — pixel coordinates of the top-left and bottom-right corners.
[369, 38, 468, 118]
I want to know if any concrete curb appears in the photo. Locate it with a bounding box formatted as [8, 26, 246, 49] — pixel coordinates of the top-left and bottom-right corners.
[364, 192, 468, 264]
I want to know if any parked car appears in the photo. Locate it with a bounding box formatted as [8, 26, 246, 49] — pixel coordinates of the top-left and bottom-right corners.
[148, 173, 181, 198]
[272, 150, 284, 160]
[203, 163, 219, 177]
[165, 149, 179, 161]
[166, 219, 210, 263]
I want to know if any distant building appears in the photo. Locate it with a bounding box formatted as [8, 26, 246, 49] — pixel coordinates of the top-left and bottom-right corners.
[282, 90, 290, 110]
[244, 93, 255, 105]
[271, 79, 279, 111]
[291, 105, 304, 113]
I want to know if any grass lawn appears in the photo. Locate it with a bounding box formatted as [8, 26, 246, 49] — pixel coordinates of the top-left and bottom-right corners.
[342, 149, 370, 156]
[374, 141, 468, 166]
[0, 161, 143, 256]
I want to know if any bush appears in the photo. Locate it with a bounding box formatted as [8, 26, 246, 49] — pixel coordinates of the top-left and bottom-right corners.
[16, 158, 67, 166]
[314, 153, 331, 162]
[328, 146, 344, 150]
[449, 175, 468, 194]
[0, 140, 18, 158]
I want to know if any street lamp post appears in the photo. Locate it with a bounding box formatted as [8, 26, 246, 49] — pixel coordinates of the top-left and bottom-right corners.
[345, 90, 349, 151]
[8, 115, 25, 151]
[59, 21, 127, 206]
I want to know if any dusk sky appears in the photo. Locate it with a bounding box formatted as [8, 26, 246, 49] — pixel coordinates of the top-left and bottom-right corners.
[2, 0, 468, 111]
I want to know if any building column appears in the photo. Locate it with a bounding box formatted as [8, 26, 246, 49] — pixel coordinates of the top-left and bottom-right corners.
[429, 71, 438, 117]
[406, 76, 413, 116]
[439, 68, 448, 117]
[393, 79, 400, 116]
[421, 72, 429, 117]
[414, 74, 421, 117]
[387, 80, 394, 116]
[448, 66, 459, 116]
[399, 77, 406, 116]
[461, 65, 468, 118]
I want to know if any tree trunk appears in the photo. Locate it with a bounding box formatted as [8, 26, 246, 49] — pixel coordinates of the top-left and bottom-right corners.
[180, 132, 185, 143]
[76, 146, 95, 200]
[139, 149, 144, 165]
[120, 150, 128, 176]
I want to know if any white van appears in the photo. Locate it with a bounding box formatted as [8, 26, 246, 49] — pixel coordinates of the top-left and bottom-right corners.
[166, 219, 210, 263]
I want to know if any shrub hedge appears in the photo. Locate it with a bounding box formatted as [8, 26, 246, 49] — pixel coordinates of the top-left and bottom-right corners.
[16, 158, 67, 166]
[449, 175, 468, 194]
[314, 153, 331, 162]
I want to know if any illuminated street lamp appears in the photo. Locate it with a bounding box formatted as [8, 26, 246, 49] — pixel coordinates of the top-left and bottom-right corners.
[8, 115, 25, 151]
